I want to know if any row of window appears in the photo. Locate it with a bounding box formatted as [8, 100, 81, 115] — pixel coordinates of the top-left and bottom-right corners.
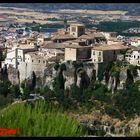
[93, 57, 102, 62]
[132, 55, 140, 59]
[33, 60, 47, 64]
[93, 50, 117, 56]
[25, 58, 47, 64]
[93, 51, 101, 56]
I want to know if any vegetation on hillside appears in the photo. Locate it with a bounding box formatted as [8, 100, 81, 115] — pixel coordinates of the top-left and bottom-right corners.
[0, 101, 87, 137]
[87, 20, 140, 37]
[0, 60, 140, 136]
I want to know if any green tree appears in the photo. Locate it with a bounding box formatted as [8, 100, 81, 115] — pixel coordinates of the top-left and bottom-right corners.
[31, 71, 36, 91]
[0, 80, 11, 97]
[10, 85, 21, 98]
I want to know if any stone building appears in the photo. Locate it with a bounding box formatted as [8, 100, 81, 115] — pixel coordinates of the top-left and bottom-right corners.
[40, 42, 65, 62]
[69, 23, 85, 38]
[125, 47, 140, 66]
[65, 44, 92, 61]
[18, 51, 48, 82]
[2, 47, 37, 69]
[91, 44, 128, 63]
[78, 32, 107, 46]
[130, 37, 140, 47]
[51, 34, 76, 43]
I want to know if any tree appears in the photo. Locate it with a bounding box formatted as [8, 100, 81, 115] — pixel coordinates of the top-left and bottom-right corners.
[0, 80, 11, 97]
[31, 71, 36, 91]
[10, 85, 21, 98]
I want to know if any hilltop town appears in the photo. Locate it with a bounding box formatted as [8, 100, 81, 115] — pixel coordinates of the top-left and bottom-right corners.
[0, 21, 140, 84]
[0, 5, 140, 137]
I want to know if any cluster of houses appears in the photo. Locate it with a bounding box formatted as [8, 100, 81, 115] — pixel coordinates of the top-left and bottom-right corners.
[123, 28, 140, 34]
[1, 22, 140, 83]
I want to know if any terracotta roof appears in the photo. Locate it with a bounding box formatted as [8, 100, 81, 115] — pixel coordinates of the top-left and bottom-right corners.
[26, 52, 46, 60]
[64, 39, 86, 43]
[70, 23, 85, 26]
[52, 34, 76, 40]
[92, 44, 128, 51]
[79, 32, 105, 39]
[42, 43, 66, 49]
[65, 44, 92, 49]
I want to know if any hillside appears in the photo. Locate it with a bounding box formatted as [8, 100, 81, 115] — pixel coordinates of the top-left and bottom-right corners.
[0, 3, 140, 16]
[0, 101, 87, 137]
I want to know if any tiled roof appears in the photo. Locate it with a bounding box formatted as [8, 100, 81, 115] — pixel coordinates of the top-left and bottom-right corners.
[92, 44, 128, 51]
[79, 32, 105, 39]
[42, 43, 66, 49]
[52, 34, 76, 40]
[65, 44, 92, 49]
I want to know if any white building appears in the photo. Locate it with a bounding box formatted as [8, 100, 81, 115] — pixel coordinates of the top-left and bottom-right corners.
[18, 52, 48, 82]
[2, 47, 37, 69]
[125, 49, 140, 66]
[130, 37, 140, 47]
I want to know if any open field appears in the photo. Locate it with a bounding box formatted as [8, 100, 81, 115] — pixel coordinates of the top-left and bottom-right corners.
[55, 9, 128, 15]
[0, 6, 128, 25]
[0, 7, 60, 24]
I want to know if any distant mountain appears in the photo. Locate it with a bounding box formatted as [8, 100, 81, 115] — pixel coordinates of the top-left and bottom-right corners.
[0, 3, 140, 16]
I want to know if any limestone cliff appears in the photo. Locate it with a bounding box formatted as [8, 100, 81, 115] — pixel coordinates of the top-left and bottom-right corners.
[6, 61, 140, 92]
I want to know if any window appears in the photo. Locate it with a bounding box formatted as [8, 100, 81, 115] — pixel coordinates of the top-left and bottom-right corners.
[99, 52, 101, 56]
[32, 60, 34, 62]
[43, 61, 45, 63]
[72, 27, 76, 32]
[93, 51, 95, 55]
[138, 56, 140, 59]
[98, 57, 101, 62]
[79, 27, 84, 33]
[134, 55, 136, 58]
[39, 60, 40, 63]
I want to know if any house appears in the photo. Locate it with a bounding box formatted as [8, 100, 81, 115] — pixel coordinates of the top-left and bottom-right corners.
[2, 47, 37, 69]
[130, 37, 140, 47]
[18, 51, 48, 82]
[64, 44, 92, 61]
[69, 23, 85, 38]
[91, 44, 128, 63]
[78, 32, 107, 45]
[63, 39, 86, 46]
[107, 38, 123, 45]
[125, 47, 140, 66]
[101, 32, 117, 40]
[18, 38, 36, 47]
[51, 23, 85, 43]
[51, 34, 76, 43]
[39, 43, 65, 62]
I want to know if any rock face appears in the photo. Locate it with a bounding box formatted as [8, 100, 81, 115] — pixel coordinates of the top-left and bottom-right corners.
[7, 66, 19, 85]
[44, 66, 59, 90]
[105, 67, 140, 94]
[63, 62, 76, 90]
[118, 69, 127, 90]
[5, 61, 140, 92]
[81, 119, 132, 136]
[63, 62, 94, 89]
